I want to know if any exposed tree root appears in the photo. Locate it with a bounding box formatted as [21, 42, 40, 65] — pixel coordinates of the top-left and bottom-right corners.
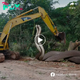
[68, 40, 80, 51]
[0, 53, 5, 62]
[5, 50, 20, 60]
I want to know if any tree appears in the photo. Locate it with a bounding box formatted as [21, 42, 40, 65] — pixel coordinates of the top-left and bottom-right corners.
[0, 13, 9, 31]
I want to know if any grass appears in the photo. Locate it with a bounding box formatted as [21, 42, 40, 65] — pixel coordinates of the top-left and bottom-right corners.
[1, 76, 7, 79]
[24, 60, 30, 63]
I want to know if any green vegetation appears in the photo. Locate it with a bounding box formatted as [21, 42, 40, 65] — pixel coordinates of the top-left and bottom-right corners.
[1, 76, 7, 79]
[0, 0, 80, 57]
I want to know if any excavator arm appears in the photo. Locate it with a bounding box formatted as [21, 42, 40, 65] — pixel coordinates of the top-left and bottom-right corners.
[0, 6, 66, 50]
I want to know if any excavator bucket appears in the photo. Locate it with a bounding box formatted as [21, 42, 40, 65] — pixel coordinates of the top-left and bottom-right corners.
[56, 32, 66, 43]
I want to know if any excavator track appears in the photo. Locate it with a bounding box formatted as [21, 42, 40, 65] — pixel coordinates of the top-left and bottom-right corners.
[4, 50, 20, 60]
[0, 53, 5, 62]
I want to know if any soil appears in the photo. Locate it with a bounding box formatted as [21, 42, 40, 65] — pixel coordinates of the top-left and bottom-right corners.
[0, 57, 80, 80]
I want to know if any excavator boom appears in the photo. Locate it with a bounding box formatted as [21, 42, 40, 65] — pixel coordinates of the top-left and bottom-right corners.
[0, 6, 66, 51]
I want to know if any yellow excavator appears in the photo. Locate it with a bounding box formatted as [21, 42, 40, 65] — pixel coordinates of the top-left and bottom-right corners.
[0, 6, 66, 62]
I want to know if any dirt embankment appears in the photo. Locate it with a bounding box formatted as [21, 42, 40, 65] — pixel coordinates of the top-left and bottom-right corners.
[0, 57, 80, 80]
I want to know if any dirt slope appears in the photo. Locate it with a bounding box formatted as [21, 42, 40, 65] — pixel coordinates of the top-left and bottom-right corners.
[0, 58, 80, 80]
